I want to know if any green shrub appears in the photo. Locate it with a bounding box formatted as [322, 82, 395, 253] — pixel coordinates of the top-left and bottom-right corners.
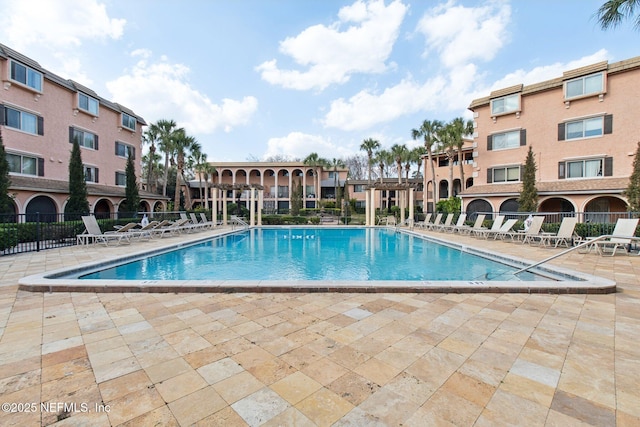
[0, 227, 19, 251]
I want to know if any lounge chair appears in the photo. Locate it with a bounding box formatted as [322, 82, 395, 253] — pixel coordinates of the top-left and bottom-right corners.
[537, 217, 579, 248]
[425, 213, 443, 231]
[592, 218, 639, 256]
[199, 213, 215, 228]
[455, 214, 485, 235]
[472, 215, 504, 238]
[488, 219, 519, 240]
[77, 216, 131, 246]
[508, 216, 545, 243]
[415, 213, 432, 229]
[384, 216, 397, 226]
[189, 213, 209, 230]
[434, 213, 454, 232]
[442, 214, 467, 233]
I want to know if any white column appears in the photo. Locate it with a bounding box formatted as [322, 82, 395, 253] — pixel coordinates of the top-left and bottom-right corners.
[370, 188, 377, 225]
[212, 187, 218, 226]
[250, 188, 256, 226]
[409, 188, 415, 227]
[365, 189, 370, 226]
[222, 190, 228, 226]
[258, 190, 263, 226]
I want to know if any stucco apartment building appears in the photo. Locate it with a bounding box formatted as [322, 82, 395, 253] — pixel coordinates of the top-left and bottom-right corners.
[461, 55, 640, 221]
[0, 43, 166, 219]
[190, 162, 348, 213]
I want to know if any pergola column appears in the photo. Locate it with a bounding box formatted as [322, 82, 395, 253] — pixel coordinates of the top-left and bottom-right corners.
[222, 190, 228, 226]
[250, 188, 256, 226]
[258, 189, 263, 226]
[365, 189, 371, 226]
[369, 188, 377, 226]
[409, 188, 415, 227]
[400, 191, 405, 225]
[212, 187, 218, 226]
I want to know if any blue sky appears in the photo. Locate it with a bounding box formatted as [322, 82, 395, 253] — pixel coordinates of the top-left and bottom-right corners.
[0, 0, 636, 162]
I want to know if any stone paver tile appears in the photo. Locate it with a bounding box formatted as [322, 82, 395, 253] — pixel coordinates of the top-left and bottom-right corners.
[99, 369, 153, 403]
[232, 346, 275, 369]
[105, 382, 166, 426]
[544, 409, 595, 427]
[213, 371, 265, 405]
[245, 356, 297, 385]
[477, 389, 549, 427]
[327, 344, 370, 370]
[296, 387, 354, 426]
[279, 347, 322, 370]
[92, 356, 141, 384]
[162, 329, 211, 356]
[42, 336, 83, 355]
[354, 357, 400, 386]
[183, 345, 226, 369]
[155, 370, 208, 403]
[270, 371, 323, 405]
[88, 345, 134, 368]
[440, 371, 496, 408]
[197, 357, 244, 385]
[384, 371, 437, 406]
[0, 368, 41, 395]
[118, 405, 178, 427]
[262, 407, 316, 427]
[327, 371, 381, 406]
[168, 385, 228, 426]
[0, 356, 41, 380]
[144, 357, 193, 384]
[301, 357, 349, 385]
[550, 389, 616, 426]
[195, 406, 248, 426]
[357, 387, 422, 426]
[41, 383, 103, 426]
[42, 356, 91, 383]
[231, 387, 290, 427]
[41, 369, 96, 401]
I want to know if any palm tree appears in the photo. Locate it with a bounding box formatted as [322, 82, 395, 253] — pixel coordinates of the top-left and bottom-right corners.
[438, 123, 457, 198]
[410, 146, 427, 179]
[171, 128, 200, 210]
[449, 117, 474, 193]
[303, 153, 328, 208]
[193, 151, 209, 208]
[360, 138, 380, 185]
[595, 0, 640, 30]
[142, 126, 159, 193]
[151, 119, 178, 198]
[141, 150, 163, 193]
[328, 158, 346, 208]
[390, 144, 409, 184]
[412, 119, 443, 208]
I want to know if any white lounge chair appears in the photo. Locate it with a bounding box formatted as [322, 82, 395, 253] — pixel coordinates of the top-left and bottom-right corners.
[77, 216, 131, 246]
[593, 218, 639, 256]
[425, 213, 443, 231]
[434, 213, 454, 232]
[415, 213, 432, 229]
[488, 219, 519, 240]
[508, 216, 545, 243]
[538, 217, 578, 248]
[442, 214, 467, 233]
[472, 215, 504, 238]
[455, 214, 485, 235]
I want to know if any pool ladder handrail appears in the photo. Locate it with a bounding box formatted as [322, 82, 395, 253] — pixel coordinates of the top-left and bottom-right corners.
[230, 215, 249, 229]
[514, 234, 636, 275]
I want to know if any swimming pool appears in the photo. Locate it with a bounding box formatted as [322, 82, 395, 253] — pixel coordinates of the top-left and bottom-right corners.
[78, 227, 544, 281]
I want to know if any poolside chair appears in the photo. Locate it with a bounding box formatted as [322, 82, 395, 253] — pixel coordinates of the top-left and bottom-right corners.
[425, 213, 443, 231]
[592, 218, 639, 256]
[442, 214, 467, 233]
[507, 216, 545, 243]
[199, 213, 215, 228]
[455, 214, 485, 235]
[384, 216, 397, 226]
[472, 215, 504, 238]
[434, 213, 454, 232]
[77, 216, 131, 246]
[488, 219, 519, 240]
[415, 213, 432, 229]
[538, 217, 579, 248]
[189, 213, 209, 231]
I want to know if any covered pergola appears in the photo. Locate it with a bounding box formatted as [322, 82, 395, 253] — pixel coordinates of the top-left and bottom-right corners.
[364, 182, 417, 226]
[212, 183, 264, 226]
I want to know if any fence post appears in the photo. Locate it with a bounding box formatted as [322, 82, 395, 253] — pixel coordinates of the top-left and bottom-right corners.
[36, 212, 41, 252]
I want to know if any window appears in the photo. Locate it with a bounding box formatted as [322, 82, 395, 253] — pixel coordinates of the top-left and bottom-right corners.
[565, 72, 604, 99]
[115, 141, 135, 159]
[487, 166, 520, 183]
[78, 93, 99, 115]
[121, 113, 136, 131]
[353, 184, 365, 193]
[559, 157, 612, 179]
[69, 127, 98, 149]
[84, 166, 99, 183]
[115, 171, 126, 186]
[558, 115, 612, 141]
[490, 93, 519, 115]
[487, 129, 526, 150]
[3, 106, 43, 135]
[7, 152, 42, 176]
[10, 60, 43, 92]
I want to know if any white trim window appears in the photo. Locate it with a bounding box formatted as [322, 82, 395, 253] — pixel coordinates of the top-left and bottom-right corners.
[566, 117, 603, 140]
[353, 184, 365, 193]
[115, 171, 126, 186]
[4, 106, 42, 135]
[115, 141, 135, 159]
[490, 93, 520, 116]
[70, 128, 98, 149]
[84, 165, 99, 183]
[559, 157, 611, 179]
[564, 72, 604, 99]
[10, 60, 43, 92]
[487, 129, 525, 151]
[78, 93, 99, 116]
[121, 113, 136, 131]
[7, 152, 39, 176]
[488, 165, 521, 183]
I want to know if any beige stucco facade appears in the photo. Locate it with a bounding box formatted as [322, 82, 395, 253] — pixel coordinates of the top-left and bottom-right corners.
[462, 56, 640, 219]
[1, 43, 167, 218]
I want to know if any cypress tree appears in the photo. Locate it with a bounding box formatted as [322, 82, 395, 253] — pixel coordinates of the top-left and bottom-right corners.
[624, 141, 640, 213]
[124, 153, 140, 215]
[66, 138, 90, 218]
[0, 130, 14, 214]
[518, 146, 538, 212]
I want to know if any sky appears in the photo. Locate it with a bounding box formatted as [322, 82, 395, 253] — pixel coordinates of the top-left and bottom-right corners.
[0, 0, 637, 162]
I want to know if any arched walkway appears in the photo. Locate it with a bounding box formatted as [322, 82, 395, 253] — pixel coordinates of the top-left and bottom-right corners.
[26, 195, 57, 222]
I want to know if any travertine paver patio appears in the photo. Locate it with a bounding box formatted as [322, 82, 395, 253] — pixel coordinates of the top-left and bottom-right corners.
[0, 227, 639, 426]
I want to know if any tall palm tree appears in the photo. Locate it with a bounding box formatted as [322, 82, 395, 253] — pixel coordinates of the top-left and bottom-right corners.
[151, 119, 178, 198]
[596, 0, 640, 30]
[328, 158, 346, 207]
[360, 138, 380, 185]
[412, 119, 443, 209]
[141, 150, 163, 193]
[303, 152, 328, 208]
[193, 151, 209, 208]
[449, 117, 474, 193]
[439, 123, 457, 198]
[171, 128, 200, 210]
[142, 126, 159, 193]
[410, 146, 427, 179]
[390, 144, 409, 184]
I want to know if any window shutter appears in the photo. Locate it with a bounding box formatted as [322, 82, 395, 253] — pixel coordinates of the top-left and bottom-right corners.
[558, 162, 565, 179]
[603, 114, 613, 134]
[0, 104, 4, 126]
[604, 157, 613, 176]
[520, 165, 524, 181]
[94, 135, 98, 150]
[38, 158, 45, 176]
[557, 123, 565, 141]
[520, 129, 526, 146]
[69, 127, 74, 143]
[487, 135, 493, 151]
[487, 168, 493, 183]
[131, 147, 135, 160]
[115, 142, 118, 155]
[95, 168, 99, 183]
[37, 116, 44, 136]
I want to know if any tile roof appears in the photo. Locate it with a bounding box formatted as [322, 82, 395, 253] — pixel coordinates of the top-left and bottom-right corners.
[460, 177, 629, 197]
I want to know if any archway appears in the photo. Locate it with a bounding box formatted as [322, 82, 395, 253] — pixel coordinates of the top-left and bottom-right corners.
[466, 199, 493, 219]
[584, 196, 628, 224]
[93, 199, 112, 219]
[26, 195, 57, 222]
[439, 180, 449, 199]
[0, 200, 18, 223]
[539, 197, 575, 213]
[500, 198, 520, 213]
[465, 177, 474, 189]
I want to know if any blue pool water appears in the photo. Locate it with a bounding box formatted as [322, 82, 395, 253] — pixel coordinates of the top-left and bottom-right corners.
[78, 227, 545, 281]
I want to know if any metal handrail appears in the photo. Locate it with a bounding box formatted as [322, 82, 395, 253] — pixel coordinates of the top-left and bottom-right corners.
[514, 234, 639, 275]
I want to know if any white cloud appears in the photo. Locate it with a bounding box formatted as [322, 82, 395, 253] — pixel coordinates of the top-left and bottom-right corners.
[491, 49, 611, 90]
[256, 0, 408, 91]
[263, 132, 353, 160]
[323, 75, 448, 131]
[106, 52, 258, 135]
[0, 0, 125, 50]
[416, 0, 511, 68]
